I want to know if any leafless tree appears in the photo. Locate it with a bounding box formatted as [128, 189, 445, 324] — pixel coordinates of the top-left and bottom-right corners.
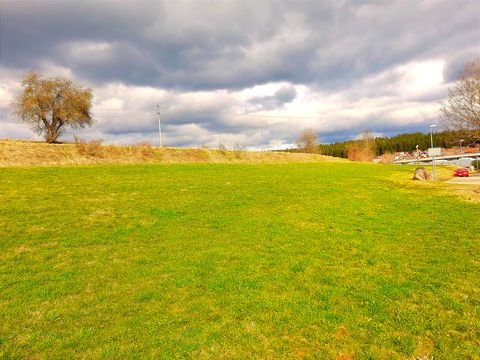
[13, 71, 93, 143]
[440, 58, 480, 140]
[296, 128, 319, 154]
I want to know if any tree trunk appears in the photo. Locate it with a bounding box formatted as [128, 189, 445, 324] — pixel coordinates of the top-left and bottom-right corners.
[45, 127, 59, 143]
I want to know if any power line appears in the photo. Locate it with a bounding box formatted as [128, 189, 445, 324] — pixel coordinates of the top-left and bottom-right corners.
[92, 108, 324, 120]
[233, 113, 322, 119]
[166, 109, 323, 119]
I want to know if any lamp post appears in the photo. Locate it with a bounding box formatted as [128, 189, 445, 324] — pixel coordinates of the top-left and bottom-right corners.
[429, 124, 436, 149]
[430, 124, 437, 180]
[157, 104, 163, 147]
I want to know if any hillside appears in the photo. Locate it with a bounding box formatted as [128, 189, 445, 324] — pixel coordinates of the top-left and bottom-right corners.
[0, 140, 344, 167]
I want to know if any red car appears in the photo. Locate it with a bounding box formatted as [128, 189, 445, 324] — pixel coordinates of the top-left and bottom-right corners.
[454, 168, 470, 177]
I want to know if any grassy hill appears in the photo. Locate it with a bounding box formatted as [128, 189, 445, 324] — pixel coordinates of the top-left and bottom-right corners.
[0, 144, 479, 359]
[0, 140, 342, 167]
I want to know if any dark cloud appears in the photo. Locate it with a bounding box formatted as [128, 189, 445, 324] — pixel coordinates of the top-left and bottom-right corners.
[248, 85, 297, 110]
[443, 50, 480, 83]
[2, 0, 478, 91]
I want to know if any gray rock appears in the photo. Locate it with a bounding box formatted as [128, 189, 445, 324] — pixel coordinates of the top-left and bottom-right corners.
[412, 167, 432, 181]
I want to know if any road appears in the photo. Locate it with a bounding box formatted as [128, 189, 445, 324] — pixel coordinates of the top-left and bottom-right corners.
[446, 175, 480, 184]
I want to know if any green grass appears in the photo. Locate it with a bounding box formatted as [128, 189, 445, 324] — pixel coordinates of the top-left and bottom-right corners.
[0, 163, 479, 359]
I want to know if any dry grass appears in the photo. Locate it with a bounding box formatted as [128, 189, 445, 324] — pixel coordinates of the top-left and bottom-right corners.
[0, 139, 344, 167]
[74, 138, 155, 159]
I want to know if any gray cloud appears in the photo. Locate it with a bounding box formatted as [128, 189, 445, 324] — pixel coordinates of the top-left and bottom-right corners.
[248, 85, 297, 110]
[2, 0, 478, 91]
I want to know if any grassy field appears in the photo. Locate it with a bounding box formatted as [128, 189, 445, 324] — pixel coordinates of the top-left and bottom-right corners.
[0, 162, 479, 359]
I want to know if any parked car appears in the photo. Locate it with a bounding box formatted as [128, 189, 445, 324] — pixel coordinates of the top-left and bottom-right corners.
[453, 168, 470, 177]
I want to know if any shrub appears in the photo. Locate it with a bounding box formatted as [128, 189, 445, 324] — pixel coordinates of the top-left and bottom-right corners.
[347, 131, 377, 162]
[346, 144, 376, 162]
[379, 152, 395, 164]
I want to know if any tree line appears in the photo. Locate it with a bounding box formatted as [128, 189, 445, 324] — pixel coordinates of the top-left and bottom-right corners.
[318, 130, 479, 159]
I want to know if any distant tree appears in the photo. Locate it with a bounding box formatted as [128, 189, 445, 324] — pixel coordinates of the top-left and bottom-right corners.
[360, 130, 377, 154]
[13, 71, 93, 143]
[296, 128, 319, 154]
[440, 58, 480, 140]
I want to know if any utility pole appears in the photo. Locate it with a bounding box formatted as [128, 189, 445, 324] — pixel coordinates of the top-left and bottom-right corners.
[460, 139, 464, 154]
[157, 104, 163, 147]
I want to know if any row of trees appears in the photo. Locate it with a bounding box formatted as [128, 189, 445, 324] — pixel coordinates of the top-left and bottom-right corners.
[318, 130, 479, 159]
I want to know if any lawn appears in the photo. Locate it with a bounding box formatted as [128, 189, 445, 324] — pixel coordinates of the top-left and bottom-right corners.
[0, 163, 479, 359]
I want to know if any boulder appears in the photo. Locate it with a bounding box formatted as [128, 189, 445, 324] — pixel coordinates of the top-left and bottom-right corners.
[412, 167, 432, 181]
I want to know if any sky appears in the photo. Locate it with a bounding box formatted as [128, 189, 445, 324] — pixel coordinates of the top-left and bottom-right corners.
[0, 0, 479, 149]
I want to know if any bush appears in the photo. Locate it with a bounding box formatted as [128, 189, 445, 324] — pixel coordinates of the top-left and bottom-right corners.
[346, 144, 376, 162]
[346, 131, 377, 162]
[379, 152, 395, 164]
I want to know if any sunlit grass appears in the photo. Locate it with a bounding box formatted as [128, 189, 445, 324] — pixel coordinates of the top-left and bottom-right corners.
[0, 163, 479, 359]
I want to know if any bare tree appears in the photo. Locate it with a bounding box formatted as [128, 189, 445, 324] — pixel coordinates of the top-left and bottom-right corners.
[440, 58, 480, 140]
[360, 130, 377, 154]
[13, 71, 93, 143]
[296, 128, 319, 154]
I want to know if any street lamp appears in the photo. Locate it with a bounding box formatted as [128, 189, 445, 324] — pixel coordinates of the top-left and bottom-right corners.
[157, 104, 163, 147]
[429, 124, 436, 149]
[429, 124, 437, 181]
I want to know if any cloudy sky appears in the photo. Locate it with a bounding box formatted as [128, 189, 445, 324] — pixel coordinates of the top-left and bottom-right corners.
[0, 0, 479, 148]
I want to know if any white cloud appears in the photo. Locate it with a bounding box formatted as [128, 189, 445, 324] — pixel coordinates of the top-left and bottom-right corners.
[0, 121, 35, 140]
[61, 41, 116, 65]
